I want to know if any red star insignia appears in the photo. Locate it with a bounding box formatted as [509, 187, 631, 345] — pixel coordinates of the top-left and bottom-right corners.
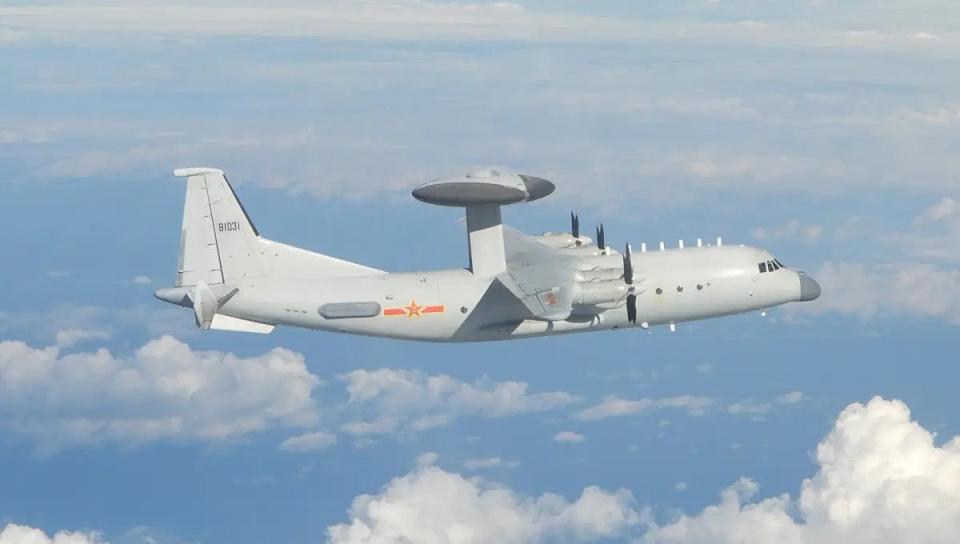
[404, 299, 423, 318]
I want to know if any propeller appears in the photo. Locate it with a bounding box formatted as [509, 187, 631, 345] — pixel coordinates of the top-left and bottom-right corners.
[623, 243, 637, 324]
[596, 224, 606, 252]
[571, 212, 580, 240]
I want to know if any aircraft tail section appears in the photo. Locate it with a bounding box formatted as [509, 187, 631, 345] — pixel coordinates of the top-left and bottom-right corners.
[172, 167, 382, 288]
[175, 167, 261, 286]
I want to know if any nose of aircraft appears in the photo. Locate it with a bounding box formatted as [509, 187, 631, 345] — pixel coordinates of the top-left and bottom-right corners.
[797, 271, 822, 302]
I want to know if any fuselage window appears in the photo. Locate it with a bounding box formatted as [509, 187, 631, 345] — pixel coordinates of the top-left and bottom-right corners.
[759, 262, 768, 273]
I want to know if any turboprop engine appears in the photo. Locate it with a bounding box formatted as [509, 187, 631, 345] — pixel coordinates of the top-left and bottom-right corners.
[573, 279, 628, 309]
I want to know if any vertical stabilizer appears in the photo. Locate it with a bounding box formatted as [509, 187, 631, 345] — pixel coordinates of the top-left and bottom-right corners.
[174, 167, 262, 286]
[177, 169, 225, 286]
[170, 167, 382, 289]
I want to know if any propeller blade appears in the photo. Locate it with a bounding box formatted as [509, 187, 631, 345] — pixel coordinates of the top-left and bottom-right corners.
[626, 293, 637, 324]
[623, 243, 633, 284]
[571, 212, 580, 238]
[597, 224, 605, 251]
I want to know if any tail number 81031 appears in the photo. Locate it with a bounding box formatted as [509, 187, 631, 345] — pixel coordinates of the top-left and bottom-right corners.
[218, 221, 241, 232]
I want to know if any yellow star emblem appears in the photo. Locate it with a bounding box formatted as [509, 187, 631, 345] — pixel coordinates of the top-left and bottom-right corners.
[404, 299, 423, 318]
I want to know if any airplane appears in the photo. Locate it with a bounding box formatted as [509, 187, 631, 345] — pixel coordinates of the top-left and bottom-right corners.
[154, 167, 821, 342]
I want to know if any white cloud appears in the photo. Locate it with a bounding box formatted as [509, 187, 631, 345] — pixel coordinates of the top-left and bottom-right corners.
[0, 336, 321, 453]
[553, 430, 586, 443]
[279, 430, 337, 453]
[679, 153, 847, 190]
[893, 196, 960, 262]
[4, 2, 959, 54]
[54, 328, 110, 349]
[463, 457, 520, 471]
[339, 368, 578, 435]
[130, 275, 152, 285]
[326, 465, 642, 544]
[752, 220, 824, 244]
[340, 416, 401, 437]
[575, 395, 713, 421]
[916, 196, 958, 223]
[791, 261, 960, 324]
[727, 391, 807, 419]
[643, 397, 960, 544]
[0, 523, 102, 544]
[0, 304, 199, 345]
[0, 2, 617, 43]
[417, 451, 439, 468]
[892, 104, 960, 126]
[0, 126, 50, 144]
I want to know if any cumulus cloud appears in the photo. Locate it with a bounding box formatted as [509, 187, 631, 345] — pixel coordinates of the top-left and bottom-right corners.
[575, 395, 713, 421]
[643, 397, 960, 544]
[0, 524, 102, 544]
[326, 465, 642, 544]
[553, 430, 586, 443]
[0, 336, 321, 453]
[325, 397, 960, 543]
[338, 368, 578, 436]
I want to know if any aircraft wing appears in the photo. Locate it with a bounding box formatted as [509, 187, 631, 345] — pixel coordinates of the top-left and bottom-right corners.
[500, 227, 579, 321]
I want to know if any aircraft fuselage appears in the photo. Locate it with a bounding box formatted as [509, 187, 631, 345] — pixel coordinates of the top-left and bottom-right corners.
[208, 244, 812, 342]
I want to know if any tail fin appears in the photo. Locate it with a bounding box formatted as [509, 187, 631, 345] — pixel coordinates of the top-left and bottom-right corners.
[174, 168, 262, 286]
[173, 167, 381, 287]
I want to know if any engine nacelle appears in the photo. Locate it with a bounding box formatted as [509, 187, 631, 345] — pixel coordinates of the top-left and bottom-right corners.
[573, 280, 627, 309]
[577, 266, 623, 282]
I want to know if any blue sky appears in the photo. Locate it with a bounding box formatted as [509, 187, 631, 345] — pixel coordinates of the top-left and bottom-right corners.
[1, 1, 959, 543]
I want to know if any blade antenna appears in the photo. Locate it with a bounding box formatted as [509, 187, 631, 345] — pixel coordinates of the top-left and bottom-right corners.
[571, 212, 580, 239]
[597, 224, 605, 251]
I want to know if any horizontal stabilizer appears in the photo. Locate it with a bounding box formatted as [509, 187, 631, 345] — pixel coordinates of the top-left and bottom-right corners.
[209, 314, 275, 334]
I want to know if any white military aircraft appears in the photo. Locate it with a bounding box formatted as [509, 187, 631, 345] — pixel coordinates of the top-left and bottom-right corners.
[155, 168, 821, 341]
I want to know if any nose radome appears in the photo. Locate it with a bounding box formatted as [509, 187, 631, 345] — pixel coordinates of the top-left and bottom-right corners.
[797, 272, 822, 302]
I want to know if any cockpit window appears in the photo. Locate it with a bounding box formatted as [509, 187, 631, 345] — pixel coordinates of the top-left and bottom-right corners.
[759, 259, 786, 273]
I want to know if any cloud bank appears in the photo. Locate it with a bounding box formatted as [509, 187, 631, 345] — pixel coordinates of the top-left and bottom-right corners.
[0, 335, 320, 453]
[326, 397, 960, 543]
[338, 368, 579, 436]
